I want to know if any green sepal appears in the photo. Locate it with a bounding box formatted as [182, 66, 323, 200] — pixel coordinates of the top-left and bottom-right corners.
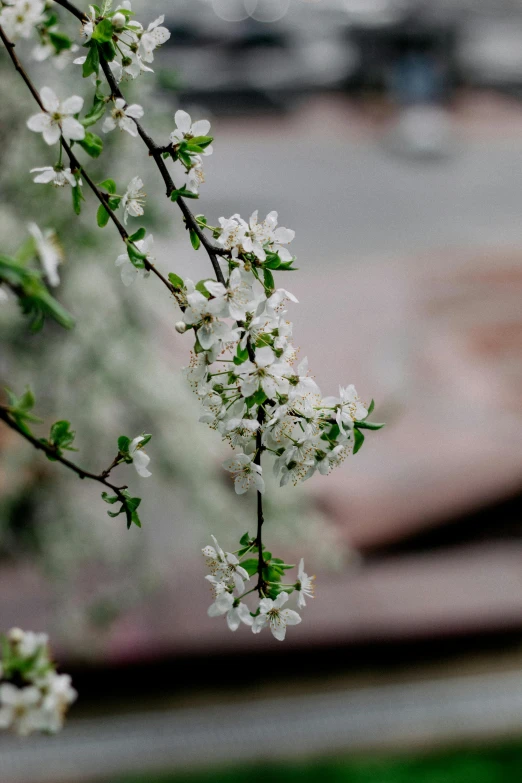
[353, 428, 365, 455]
[77, 132, 103, 158]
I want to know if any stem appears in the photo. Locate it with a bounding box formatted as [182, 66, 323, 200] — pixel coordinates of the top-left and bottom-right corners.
[0, 407, 127, 502]
[254, 405, 266, 596]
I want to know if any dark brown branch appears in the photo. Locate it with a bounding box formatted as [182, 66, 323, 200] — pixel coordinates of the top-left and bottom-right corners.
[0, 25, 175, 294]
[254, 398, 266, 596]
[0, 407, 127, 502]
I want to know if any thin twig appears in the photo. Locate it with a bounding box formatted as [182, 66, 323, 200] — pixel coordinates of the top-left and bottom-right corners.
[0, 406, 127, 502]
[0, 24, 175, 294]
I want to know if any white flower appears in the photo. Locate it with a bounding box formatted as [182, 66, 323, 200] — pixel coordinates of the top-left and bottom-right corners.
[323, 385, 368, 430]
[170, 110, 212, 154]
[102, 98, 144, 136]
[115, 234, 153, 286]
[129, 435, 151, 477]
[121, 176, 146, 224]
[80, 5, 96, 42]
[183, 290, 236, 350]
[287, 357, 321, 401]
[28, 223, 63, 288]
[30, 165, 80, 188]
[295, 559, 315, 609]
[0, 684, 42, 736]
[205, 268, 254, 321]
[238, 348, 290, 400]
[203, 536, 250, 592]
[207, 591, 253, 632]
[186, 155, 206, 194]
[139, 15, 170, 63]
[35, 673, 77, 733]
[222, 453, 265, 495]
[224, 417, 260, 447]
[0, 0, 46, 40]
[252, 592, 301, 641]
[27, 87, 85, 146]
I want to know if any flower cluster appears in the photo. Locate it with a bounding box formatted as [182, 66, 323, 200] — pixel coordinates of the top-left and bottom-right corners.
[170, 110, 213, 195]
[174, 206, 381, 493]
[74, 1, 170, 83]
[0, 628, 76, 735]
[0, 0, 46, 41]
[203, 534, 314, 640]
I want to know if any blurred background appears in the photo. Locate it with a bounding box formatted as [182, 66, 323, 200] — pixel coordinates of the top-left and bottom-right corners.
[3, 0, 522, 780]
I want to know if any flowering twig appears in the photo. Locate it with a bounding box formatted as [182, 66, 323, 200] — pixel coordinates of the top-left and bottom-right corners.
[0, 23, 175, 295]
[0, 404, 127, 501]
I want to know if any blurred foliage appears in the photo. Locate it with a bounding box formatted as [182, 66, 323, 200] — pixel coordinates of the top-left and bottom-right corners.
[117, 741, 522, 783]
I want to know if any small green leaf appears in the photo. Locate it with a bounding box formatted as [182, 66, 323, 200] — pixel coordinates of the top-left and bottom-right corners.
[252, 389, 268, 406]
[101, 491, 119, 505]
[82, 42, 100, 78]
[168, 272, 185, 290]
[98, 178, 117, 195]
[189, 228, 200, 251]
[117, 435, 131, 455]
[170, 186, 198, 202]
[367, 399, 375, 416]
[354, 421, 385, 431]
[353, 428, 365, 455]
[126, 242, 147, 268]
[240, 558, 259, 577]
[92, 18, 114, 42]
[49, 31, 72, 52]
[129, 227, 146, 243]
[77, 132, 103, 158]
[97, 204, 110, 227]
[195, 279, 213, 299]
[81, 99, 106, 128]
[263, 268, 275, 292]
[239, 532, 251, 546]
[99, 39, 116, 61]
[72, 182, 85, 216]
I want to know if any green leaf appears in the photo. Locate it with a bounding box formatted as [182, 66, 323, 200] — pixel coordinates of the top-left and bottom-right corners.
[240, 559, 259, 577]
[129, 227, 146, 243]
[263, 268, 275, 292]
[77, 132, 103, 158]
[126, 242, 147, 268]
[239, 532, 251, 546]
[263, 251, 281, 270]
[99, 39, 116, 61]
[50, 420, 76, 449]
[118, 435, 131, 454]
[277, 260, 298, 271]
[168, 272, 185, 290]
[353, 428, 365, 455]
[92, 18, 114, 42]
[354, 421, 385, 431]
[49, 31, 72, 53]
[72, 182, 85, 216]
[98, 178, 117, 195]
[252, 389, 268, 406]
[233, 344, 249, 366]
[97, 204, 110, 227]
[82, 42, 100, 78]
[81, 100, 106, 128]
[367, 399, 375, 416]
[195, 279, 213, 299]
[101, 492, 119, 505]
[170, 186, 198, 202]
[189, 228, 200, 251]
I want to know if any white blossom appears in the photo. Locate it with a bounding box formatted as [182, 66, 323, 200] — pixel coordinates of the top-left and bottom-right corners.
[207, 591, 253, 632]
[323, 385, 368, 430]
[295, 559, 315, 609]
[115, 234, 153, 286]
[27, 87, 85, 146]
[102, 98, 144, 136]
[129, 435, 151, 478]
[0, 684, 42, 736]
[28, 223, 63, 287]
[139, 15, 170, 63]
[170, 110, 212, 153]
[222, 453, 265, 495]
[80, 5, 96, 43]
[121, 176, 146, 224]
[203, 536, 250, 592]
[252, 592, 301, 641]
[34, 673, 77, 733]
[0, 0, 45, 40]
[30, 166, 80, 188]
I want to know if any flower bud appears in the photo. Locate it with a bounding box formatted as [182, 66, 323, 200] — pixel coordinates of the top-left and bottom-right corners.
[175, 321, 187, 334]
[7, 627, 24, 644]
[112, 12, 126, 29]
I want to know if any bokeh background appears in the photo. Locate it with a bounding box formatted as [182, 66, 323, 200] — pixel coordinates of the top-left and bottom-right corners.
[3, 0, 522, 780]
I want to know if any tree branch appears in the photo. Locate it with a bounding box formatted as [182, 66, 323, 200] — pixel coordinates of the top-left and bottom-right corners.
[0, 406, 127, 502]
